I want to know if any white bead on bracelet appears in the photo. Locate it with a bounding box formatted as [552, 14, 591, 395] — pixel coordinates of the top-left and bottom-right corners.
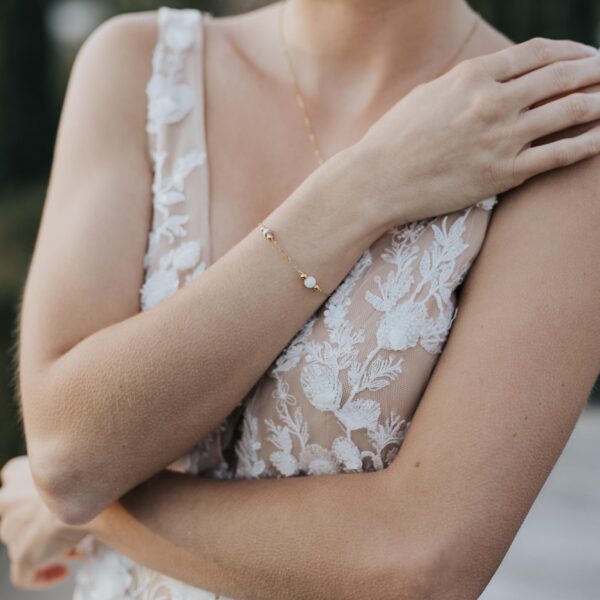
[258, 222, 328, 296]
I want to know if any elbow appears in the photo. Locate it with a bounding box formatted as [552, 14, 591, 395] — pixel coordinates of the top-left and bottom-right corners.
[381, 540, 484, 600]
[358, 522, 485, 600]
[347, 528, 440, 599]
[22, 359, 115, 526]
[29, 441, 112, 526]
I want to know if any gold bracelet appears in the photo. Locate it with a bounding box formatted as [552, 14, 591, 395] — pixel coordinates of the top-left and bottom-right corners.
[258, 222, 329, 296]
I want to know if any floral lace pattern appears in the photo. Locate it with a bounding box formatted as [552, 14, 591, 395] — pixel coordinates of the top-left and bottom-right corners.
[73, 6, 498, 600]
[233, 207, 493, 480]
[140, 8, 208, 311]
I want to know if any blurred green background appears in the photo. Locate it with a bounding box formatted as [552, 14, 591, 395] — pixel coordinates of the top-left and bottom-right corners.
[0, 0, 599, 468]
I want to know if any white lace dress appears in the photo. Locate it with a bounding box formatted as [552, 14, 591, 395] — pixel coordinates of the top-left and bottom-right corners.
[73, 7, 499, 599]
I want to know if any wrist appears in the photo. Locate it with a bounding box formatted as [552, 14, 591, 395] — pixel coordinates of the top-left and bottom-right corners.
[315, 143, 397, 240]
[328, 141, 415, 235]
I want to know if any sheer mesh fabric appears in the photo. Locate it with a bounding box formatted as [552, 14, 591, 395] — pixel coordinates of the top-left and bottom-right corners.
[73, 7, 497, 599]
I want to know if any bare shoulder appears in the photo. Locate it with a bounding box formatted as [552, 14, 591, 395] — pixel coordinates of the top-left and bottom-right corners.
[76, 10, 159, 73]
[67, 11, 159, 133]
[466, 16, 600, 302]
[21, 11, 164, 367]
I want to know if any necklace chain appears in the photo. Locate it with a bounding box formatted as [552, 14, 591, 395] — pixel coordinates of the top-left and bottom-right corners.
[278, 0, 481, 167]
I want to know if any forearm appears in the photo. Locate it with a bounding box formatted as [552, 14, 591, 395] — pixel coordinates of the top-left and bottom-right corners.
[89, 469, 428, 600]
[22, 146, 396, 524]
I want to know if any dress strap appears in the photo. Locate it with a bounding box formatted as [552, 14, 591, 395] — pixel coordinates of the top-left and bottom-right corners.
[141, 7, 211, 310]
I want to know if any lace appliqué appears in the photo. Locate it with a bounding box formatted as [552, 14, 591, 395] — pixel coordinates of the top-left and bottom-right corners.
[75, 539, 230, 600]
[476, 195, 498, 211]
[140, 8, 207, 310]
[235, 207, 478, 478]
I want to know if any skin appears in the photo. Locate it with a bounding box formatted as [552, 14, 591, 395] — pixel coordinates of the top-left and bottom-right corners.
[2, 0, 600, 597]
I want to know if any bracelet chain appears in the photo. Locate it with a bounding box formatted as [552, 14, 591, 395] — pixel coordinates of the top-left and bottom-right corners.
[258, 222, 329, 296]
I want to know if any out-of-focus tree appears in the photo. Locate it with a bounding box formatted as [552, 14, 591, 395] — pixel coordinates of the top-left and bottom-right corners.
[0, 0, 56, 187]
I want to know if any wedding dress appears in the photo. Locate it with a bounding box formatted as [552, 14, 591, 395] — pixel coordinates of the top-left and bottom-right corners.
[73, 7, 498, 599]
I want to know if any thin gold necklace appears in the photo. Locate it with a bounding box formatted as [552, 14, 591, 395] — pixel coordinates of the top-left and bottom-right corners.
[277, 0, 481, 166]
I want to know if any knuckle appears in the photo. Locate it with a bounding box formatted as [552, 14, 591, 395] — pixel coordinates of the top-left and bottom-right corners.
[583, 133, 600, 156]
[512, 165, 527, 186]
[528, 37, 553, 63]
[552, 144, 573, 167]
[566, 94, 590, 121]
[510, 152, 529, 185]
[453, 58, 486, 83]
[469, 89, 498, 123]
[551, 62, 574, 91]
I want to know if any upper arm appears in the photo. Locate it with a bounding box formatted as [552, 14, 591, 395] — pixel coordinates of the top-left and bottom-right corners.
[385, 138, 600, 598]
[18, 13, 157, 401]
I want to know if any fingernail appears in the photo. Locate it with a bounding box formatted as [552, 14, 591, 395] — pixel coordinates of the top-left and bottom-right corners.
[582, 44, 599, 54]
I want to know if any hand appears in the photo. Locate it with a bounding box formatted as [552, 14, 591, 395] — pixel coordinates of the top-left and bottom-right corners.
[0, 456, 88, 590]
[352, 38, 600, 224]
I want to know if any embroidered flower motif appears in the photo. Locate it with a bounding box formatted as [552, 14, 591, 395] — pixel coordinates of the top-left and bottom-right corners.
[376, 300, 430, 351]
[185, 261, 207, 285]
[164, 22, 195, 52]
[299, 444, 339, 476]
[300, 363, 343, 412]
[235, 394, 267, 479]
[166, 240, 201, 271]
[336, 398, 381, 431]
[476, 196, 498, 211]
[146, 75, 194, 134]
[74, 543, 134, 600]
[172, 150, 206, 190]
[332, 437, 362, 471]
[140, 268, 180, 310]
[271, 450, 300, 477]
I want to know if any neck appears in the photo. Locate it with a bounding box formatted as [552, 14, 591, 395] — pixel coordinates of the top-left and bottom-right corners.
[282, 0, 477, 102]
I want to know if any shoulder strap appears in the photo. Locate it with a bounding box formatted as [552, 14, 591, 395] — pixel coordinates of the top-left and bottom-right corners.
[146, 7, 203, 158]
[141, 7, 211, 310]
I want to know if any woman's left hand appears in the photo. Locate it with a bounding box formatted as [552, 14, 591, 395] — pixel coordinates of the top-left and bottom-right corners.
[0, 455, 88, 589]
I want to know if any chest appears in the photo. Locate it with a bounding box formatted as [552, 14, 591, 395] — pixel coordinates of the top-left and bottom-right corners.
[202, 40, 386, 265]
[202, 54, 308, 263]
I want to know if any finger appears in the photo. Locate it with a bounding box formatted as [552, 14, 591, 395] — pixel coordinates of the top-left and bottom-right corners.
[479, 38, 598, 82]
[520, 92, 600, 141]
[0, 456, 29, 485]
[0, 512, 12, 544]
[0, 484, 22, 511]
[10, 561, 37, 591]
[515, 123, 600, 178]
[509, 54, 600, 107]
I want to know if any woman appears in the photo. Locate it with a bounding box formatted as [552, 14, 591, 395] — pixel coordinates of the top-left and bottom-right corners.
[1, 0, 600, 597]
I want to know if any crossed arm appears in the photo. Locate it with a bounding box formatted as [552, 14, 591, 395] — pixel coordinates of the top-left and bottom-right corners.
[87, 158, 600, 600]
